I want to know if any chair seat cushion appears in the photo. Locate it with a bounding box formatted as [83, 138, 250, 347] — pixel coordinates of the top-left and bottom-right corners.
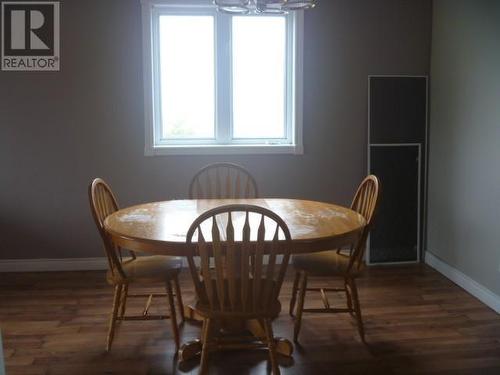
[292, 251, 363, 277]
[106, 255, 182, 284]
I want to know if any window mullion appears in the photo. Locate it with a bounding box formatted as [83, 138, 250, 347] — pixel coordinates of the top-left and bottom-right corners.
[216, 13, 231, 144]
[286, 13, 294, 144]
[152, 9, 162, 146]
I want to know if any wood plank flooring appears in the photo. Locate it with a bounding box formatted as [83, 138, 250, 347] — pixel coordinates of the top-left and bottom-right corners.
[1, 264, 500, 374]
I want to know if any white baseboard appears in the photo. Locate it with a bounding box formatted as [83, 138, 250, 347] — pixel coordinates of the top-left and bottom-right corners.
[0, 256, 191, 272]
[425, 251, 500, 314]
[0, 257, 109, 272]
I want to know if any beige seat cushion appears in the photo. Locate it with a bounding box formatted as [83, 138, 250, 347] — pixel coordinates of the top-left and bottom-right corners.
[292, 251, 363, 277]
[107, 255, 182, 284]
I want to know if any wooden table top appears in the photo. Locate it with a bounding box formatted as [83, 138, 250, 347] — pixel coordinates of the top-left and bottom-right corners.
[104, 198, 366, 255]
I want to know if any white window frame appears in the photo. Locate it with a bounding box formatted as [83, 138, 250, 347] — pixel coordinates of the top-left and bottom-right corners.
[142, 0, 304, 156]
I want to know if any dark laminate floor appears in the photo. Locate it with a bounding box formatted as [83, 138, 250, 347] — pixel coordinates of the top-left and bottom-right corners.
[1, 264, 500, 374]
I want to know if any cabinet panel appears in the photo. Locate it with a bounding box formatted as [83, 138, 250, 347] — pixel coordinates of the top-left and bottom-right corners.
[369, 146, 420, 263]
[369, 76, 427, 144]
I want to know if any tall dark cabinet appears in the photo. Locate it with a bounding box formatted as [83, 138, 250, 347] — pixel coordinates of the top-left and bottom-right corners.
[367, 76, 428, 264]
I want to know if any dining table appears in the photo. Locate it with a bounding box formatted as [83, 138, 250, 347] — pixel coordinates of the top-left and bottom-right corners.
[104, 198, 366, 360]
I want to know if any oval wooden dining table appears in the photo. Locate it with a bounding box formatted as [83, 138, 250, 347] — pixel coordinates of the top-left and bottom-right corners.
[104, 198, 366, 361]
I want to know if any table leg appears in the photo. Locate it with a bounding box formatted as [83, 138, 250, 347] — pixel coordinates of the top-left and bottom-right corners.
[183, 304, 203, 322]
[179, 339, 203, 361]
[246, 319, 294, 357]
[179, 309, 294, 361]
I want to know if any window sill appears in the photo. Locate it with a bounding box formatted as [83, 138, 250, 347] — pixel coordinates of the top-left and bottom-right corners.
[145, 143, 304, 156]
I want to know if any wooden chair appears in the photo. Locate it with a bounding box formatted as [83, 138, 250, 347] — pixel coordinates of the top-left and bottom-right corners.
[185, 204, 292, 374]
[189, 162, 259, 199]
[88, 178, 185, 352]
[289, 175, 380, 343]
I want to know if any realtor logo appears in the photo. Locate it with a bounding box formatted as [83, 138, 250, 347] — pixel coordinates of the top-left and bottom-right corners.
[1, 1, 60, 71]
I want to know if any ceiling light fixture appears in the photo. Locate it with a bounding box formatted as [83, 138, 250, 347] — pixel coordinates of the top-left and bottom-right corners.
[214, 0, 316, 14]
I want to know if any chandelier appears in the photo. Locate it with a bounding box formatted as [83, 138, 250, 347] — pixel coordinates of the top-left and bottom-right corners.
[214, 0, 316, 14]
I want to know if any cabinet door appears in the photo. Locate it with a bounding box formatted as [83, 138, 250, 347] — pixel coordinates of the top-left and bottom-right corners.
[369, 145, 420, 263]
[369, 76, 427, 144]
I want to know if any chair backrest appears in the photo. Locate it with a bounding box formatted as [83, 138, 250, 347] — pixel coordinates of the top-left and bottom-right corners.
[349, 175, 381, 269]
[189, 163, 259, 199]
[186, 204, 292, 316]
[88, 178, 130, 280]
[351, 175, 380, 227]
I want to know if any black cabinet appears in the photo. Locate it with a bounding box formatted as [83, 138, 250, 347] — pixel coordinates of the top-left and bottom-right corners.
[368, 76, 427, 264]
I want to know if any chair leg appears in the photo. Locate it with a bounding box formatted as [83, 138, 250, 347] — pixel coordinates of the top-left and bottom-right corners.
[165, 279, 180, 352]
[347, 277, 365, 342]
[263, 318, 280, 375]
[106, 284, 122, 352]
[293, 271, 308, 342]
[289, 271, 301, 316]
[173, 273, 185, 323]
[199, 318, 213, 375]
[119, 284, 128, 319]
[344, 277, 354, 315]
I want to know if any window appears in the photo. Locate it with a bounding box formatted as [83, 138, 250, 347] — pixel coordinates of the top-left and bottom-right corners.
[142, 1, 304, 155]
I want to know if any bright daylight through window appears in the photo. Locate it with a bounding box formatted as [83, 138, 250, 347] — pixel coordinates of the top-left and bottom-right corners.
[143, 1, 303, 155]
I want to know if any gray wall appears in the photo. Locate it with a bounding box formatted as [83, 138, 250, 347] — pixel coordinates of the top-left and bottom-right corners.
[427, 0, 500, 295]
[0, 0, 431, 259]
